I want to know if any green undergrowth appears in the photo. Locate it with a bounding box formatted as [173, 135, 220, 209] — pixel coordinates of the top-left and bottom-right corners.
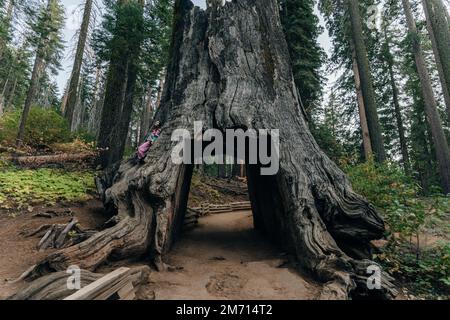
[345, 160, 450, 299]
[0, 167, 96, 213]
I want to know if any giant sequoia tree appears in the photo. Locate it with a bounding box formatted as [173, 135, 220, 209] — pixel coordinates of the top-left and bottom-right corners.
[27, 0, 396, 300]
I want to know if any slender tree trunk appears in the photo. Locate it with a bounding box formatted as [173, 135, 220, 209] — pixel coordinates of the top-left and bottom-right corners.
[72, 78, 84, 131]
[5, 76, 16, 110]
[383, 29, 411, 173]
[29, 0, 396, 299]
[16, 52, 45, 145]
[347, 0, 386, 162]
[0, 74, 9, 116]
[402, 0, 450, 194]
[60, 80, 69, 115]
[87, 66, 102, 135]
[351, 44, 373, 160]
[423, 0, 450, 124]
[64, 0, 93, 129]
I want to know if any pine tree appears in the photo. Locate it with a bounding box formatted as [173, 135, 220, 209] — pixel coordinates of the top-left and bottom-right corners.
[401, 0, 450, 193]
[347, 0, 386, 162]
[94, 0, 146, 168]
[279, 0, 324, 119]
[376, 1, 411, 172]
[92, 0, 173, 168]
[422, 0, 450, 124]
[16, 0, 65, 146]
[319, 0, 387, 162]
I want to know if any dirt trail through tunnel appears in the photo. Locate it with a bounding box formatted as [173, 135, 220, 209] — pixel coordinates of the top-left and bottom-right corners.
[149, 210, 321, 300]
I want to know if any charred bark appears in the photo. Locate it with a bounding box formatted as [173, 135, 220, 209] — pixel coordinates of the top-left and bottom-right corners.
[29, 0, 396, 299]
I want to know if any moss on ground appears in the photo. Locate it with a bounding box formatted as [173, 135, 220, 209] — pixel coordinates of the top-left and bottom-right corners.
[0, 168, 95, 212]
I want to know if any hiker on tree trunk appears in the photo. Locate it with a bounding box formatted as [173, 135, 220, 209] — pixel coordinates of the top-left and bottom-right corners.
[136, 121, 162, 162]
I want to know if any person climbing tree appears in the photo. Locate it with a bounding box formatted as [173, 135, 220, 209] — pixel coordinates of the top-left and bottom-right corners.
[136, 121, 162, 162]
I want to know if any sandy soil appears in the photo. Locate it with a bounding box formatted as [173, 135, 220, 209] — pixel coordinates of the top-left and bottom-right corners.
[149, 211, 320, 300]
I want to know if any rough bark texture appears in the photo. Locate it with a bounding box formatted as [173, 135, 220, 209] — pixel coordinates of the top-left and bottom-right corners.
[347, 0, 386, 163]
[29, 0, 396, 299]
[402, 0, 450, 194]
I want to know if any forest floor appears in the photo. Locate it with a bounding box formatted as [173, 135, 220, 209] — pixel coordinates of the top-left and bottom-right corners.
[0, 201, 320, 300]
[0, 166, 447, 300]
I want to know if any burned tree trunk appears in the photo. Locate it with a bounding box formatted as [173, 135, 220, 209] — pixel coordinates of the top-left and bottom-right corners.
[28, 0, 395, 299]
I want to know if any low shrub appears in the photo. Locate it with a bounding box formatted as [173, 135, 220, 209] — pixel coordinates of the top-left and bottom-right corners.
[345, 160, 449, 298]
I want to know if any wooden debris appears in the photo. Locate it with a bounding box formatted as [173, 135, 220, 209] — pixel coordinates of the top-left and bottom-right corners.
[64, 266, 150, 301]
[8, 270, 103, 300]
[22, 218, 95, 251]
[8, 266, 151, 300]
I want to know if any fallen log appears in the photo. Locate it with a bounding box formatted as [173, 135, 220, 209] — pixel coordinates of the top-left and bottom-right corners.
[8, 266, 151, 300]
[8, 270, 103, 300]
[64, 266, 150, 301]
[1, 152, 98, 167]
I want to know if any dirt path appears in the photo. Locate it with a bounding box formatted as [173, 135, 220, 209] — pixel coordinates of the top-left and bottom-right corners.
[0, 205, 320, 300]
[149, 211, 320, 300]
